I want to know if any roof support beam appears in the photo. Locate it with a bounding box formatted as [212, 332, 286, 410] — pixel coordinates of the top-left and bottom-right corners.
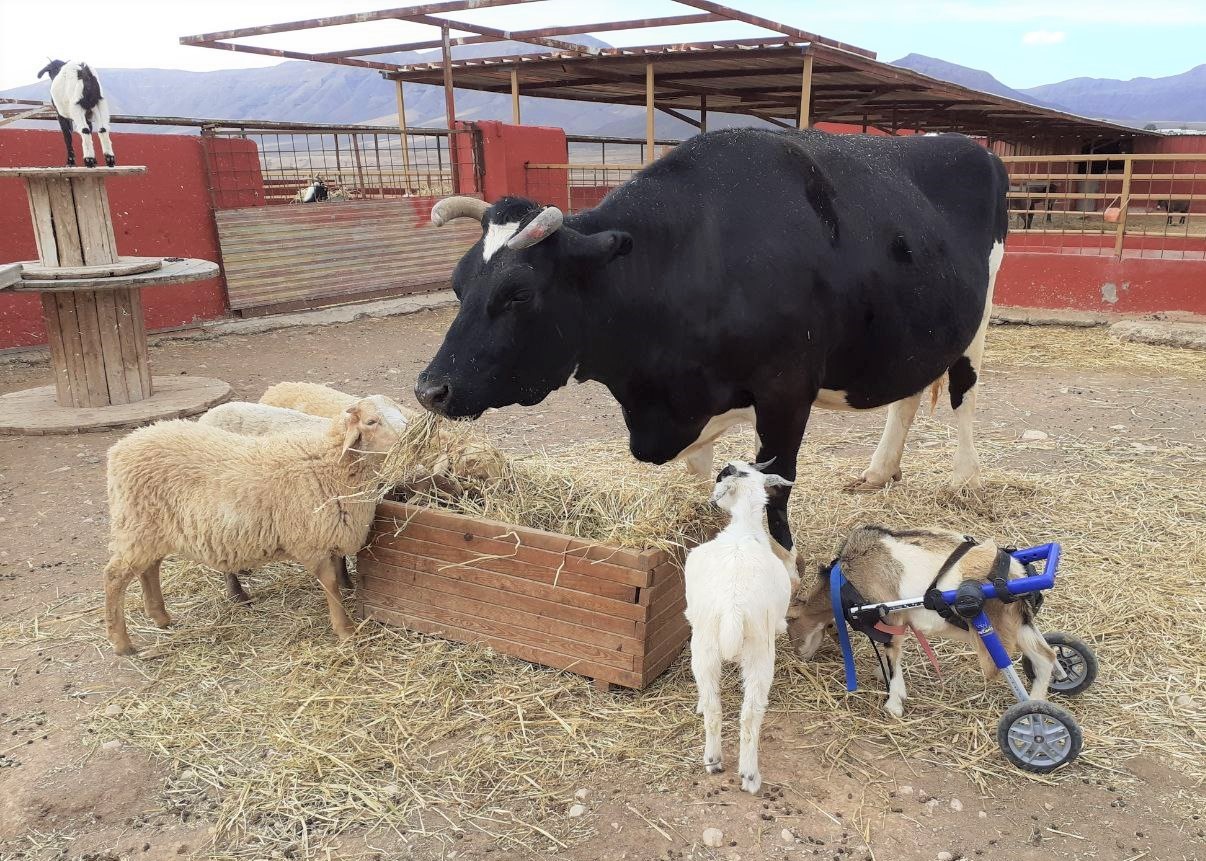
[672, 0, 875, 58]
[798, 53, 814, 129]
[180, 0, 538, 41]
[657, 105, 703, 130]
[404, 13, 600, 55]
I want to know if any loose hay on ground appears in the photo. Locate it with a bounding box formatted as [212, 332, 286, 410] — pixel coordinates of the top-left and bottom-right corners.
[6, 326, 1201, 857]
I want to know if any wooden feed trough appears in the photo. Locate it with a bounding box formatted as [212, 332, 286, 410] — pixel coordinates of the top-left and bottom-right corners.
[358, 501, 690, 690]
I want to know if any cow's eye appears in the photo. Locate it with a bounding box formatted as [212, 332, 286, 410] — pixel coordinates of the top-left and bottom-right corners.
[505, 289, 533, 307]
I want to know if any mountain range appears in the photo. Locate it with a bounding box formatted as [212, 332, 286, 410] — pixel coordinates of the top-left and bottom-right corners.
[4, 42, 1204, 137]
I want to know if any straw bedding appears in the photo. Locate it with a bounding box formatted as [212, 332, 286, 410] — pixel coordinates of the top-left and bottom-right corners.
[7, 325, 1204, 857]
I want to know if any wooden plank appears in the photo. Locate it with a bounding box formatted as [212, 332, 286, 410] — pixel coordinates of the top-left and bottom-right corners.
[38, 293, 71, 405]
[364, 603, 642, 689]
[25, 179, 58, 266]
[20, 257, 161, 280]
[358, 571, 642, 660]
[361, 534, 637, 602]
[383, 520, 654, 588]
[642, 627, 689, 679]
[92, 290, 130, 405]
[10, 258, 217, 292]
[360, 586, 637, 671]
[359, 557, 641, 641]
[52, 293, 88, 407]
[384, 502, 659, 570]
[645, 63, 655, 164]
[72, 290, 112, 407]
[0, 263, 21, 290]
[511, 68, 521, 124]
[798, 53, 814, 129]
[360, 545, 646, 622]
[642, 617, 691, 675]
[127, 288, 152, 397]
[0, 166, 146, 178]
[113, 288, 148, 400]
[73, 176, 118, 266]
[45, 178, 84, 267]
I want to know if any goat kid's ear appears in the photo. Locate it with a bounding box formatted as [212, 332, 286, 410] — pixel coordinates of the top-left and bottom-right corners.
[763, 473, 794, 489]
[566, 229, 632, 269]
[340, 405, 363, 456]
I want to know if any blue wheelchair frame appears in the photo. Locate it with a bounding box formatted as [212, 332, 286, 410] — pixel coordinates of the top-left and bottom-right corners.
[831, 542, 1062, 702]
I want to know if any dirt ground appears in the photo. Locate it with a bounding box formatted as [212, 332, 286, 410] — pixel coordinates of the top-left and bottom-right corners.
[1, 308, 1203, 861]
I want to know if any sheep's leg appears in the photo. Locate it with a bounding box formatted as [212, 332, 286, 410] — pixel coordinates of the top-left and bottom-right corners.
[690, 634, 724, 775]
[104, 557, 140, 655]
[137, 560, 170, 629]
[950, 240, 1003, 489]
[66, 104, 96, 167]
[1018, 624, 1057, 701]
[883, 640, 907, 718]
[336, 556, 354, 591]
[738, 639, 774, 794]
[849, 392, 921, 491]
[314, 556, 355, 640]
[57, 115, 76, 166]
[225, 571, 252, 604]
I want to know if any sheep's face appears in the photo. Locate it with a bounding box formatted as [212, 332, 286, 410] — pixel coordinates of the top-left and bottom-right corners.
[710, 460, 792, 513]
[341, 396, 408, 456]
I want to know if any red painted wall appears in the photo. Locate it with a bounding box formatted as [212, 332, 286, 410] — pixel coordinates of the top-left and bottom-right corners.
[997, 247, 1206, 315]
[0, 129, 233, 349]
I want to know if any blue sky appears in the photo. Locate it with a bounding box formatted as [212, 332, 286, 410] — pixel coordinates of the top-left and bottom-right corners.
[2, 0, 1202, 90]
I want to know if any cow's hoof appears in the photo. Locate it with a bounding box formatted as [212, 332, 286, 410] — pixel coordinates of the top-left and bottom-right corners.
[105, 155, 116, 167]
[84, 157, 97, 168]
[843, 470, 901, 494]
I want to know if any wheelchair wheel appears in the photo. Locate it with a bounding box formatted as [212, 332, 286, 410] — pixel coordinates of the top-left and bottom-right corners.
[998, 700, 1082, 773]
[1022, 632, 1098, 696]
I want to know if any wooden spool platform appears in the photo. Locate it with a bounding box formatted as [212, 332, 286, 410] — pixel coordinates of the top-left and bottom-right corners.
[0, 166, 231, 434]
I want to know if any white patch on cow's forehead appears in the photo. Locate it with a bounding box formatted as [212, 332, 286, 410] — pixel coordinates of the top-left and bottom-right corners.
[482, 221, 520, 262]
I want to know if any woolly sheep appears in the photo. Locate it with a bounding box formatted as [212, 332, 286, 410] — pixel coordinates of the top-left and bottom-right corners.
[261, 382, 505, 486]
[197, 402, 328, 436]
[103, 395, 407, 655]
[259, 381, 365, 419]
[786, 525, 1059, 718]
[685, 460, 794, 795]
[37, 60, 114, 168]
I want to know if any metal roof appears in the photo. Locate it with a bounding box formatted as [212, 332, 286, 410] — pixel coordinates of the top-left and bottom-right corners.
[180, 0, 1149, 144]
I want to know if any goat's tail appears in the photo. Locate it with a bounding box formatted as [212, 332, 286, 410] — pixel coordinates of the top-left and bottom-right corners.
[718, 609, 744, 662]
[928, 375, 945, 416]
[78, 63, 102, 114]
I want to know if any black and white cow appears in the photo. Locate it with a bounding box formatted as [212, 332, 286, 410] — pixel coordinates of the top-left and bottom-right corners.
[415, 128, 1008, 559]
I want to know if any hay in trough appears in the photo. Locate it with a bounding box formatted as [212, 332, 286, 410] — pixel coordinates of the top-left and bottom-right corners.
[7, 325, 1203, 857]
[379, 412, 726, 555]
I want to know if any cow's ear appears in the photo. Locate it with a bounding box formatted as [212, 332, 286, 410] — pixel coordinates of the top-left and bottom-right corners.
[568, 230, 632, 268]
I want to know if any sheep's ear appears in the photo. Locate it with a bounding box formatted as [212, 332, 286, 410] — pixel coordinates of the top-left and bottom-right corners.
[340, 405, 363, 456]
[763, 473, 794, 489]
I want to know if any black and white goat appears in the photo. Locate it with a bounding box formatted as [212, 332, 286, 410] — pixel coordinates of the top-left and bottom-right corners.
[37, 60, 115, 168]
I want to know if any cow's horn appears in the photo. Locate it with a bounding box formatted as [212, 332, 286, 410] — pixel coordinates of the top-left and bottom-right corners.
[506, 206, 564, 250]
[431, 196, 490, 226]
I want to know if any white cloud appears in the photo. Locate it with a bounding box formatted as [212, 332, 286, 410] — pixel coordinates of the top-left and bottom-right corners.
[1022, 30, 1067, 45]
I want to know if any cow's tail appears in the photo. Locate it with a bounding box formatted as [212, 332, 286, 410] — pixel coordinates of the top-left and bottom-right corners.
[929, 376, 945, 416]
[718, 609, 744, 662]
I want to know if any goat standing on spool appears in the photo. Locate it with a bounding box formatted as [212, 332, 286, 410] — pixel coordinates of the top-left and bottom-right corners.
[37, 60, 115, 168]
[685, 460, 795, 795]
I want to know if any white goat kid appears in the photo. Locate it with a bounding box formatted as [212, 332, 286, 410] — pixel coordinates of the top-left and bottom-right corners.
[685, 460, 793, 795]
[38, 60, 114, 168]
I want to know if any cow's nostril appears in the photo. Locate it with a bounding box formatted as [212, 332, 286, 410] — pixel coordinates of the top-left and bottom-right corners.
[415, 381, 451, 412]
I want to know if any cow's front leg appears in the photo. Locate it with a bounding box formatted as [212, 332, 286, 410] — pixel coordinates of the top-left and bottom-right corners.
[753, 400, 812, 560]
[847, 392, 921, 492]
